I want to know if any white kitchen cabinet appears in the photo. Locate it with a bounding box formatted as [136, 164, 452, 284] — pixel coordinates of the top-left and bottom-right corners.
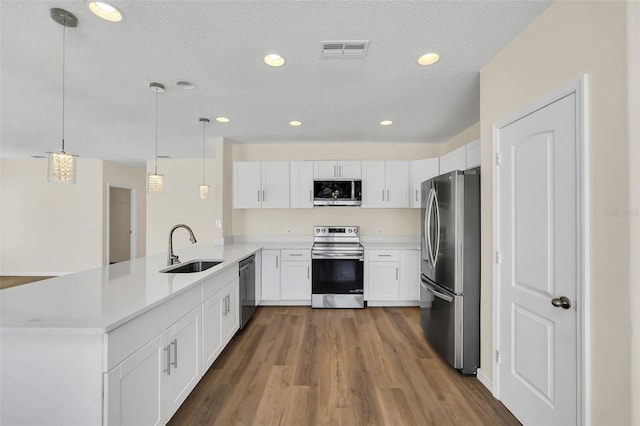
[221, 279, 239, 343]
[314, 160, 361, 179]
[261, 249, 281, 301]
[290, 161, 314, 208]
[164, 306, 201, 417]
[201, 288, 224, 372]
[105, 305, 201, 425]
[361, 161, 410, 208]
[233, 161, 290, 209]
[104, 335, 164, 426]
[399, 250, 420, 301]
[409, 158, 440, 208]
[439, 145, 467, 175]
[280, 249, 311, 301]
[367, 250, 400, 301]
[466, 139, 481, 169]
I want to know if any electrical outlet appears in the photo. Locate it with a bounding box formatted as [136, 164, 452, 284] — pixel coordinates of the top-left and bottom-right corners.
[376, 227, 382, 234]
[286, 228, 292, 234]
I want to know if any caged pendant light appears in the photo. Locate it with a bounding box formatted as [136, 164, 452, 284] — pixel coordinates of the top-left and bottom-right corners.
[198, 118, 210, 199]
[148, 82, 165, 193]
[47, 8, 78, 184]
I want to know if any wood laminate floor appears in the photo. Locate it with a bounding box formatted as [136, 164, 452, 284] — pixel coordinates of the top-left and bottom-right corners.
[0, 276, 53, 290]
[169, 306, 519, 426]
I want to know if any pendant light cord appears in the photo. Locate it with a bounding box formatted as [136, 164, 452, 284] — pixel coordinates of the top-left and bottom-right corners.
[202, 121, 206, 185]
[154, 89, 159, 174]
[61, 16, 66, 152]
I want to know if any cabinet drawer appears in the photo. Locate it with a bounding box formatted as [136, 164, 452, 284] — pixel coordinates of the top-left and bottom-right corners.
[104, 284, 202, 372]
[202, 263, 239, 301]
[281, 249, 311, 261]
[368, 250, 399, 261]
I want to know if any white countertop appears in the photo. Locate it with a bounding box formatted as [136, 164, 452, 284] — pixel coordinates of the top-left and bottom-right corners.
[0, 238, 417, 333]
[0, 243, 262, 333]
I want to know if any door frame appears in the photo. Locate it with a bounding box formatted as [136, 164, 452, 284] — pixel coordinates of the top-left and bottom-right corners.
[107, 183, 137, 263]
[491, 75, 590, 424]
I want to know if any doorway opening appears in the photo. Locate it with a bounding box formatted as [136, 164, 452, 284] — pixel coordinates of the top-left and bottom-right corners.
[108, 186, 136, 264]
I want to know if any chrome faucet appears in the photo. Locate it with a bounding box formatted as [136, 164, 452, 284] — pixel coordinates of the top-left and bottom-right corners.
[167, 224, 197, 266]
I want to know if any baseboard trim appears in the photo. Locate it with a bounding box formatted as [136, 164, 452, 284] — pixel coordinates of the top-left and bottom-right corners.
[476, 368, 494, 395]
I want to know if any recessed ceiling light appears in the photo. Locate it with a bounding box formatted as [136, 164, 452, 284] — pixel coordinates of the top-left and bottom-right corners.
[175, 80, 196, 90]
[216, 117, 230, 123]
[87, 1, 124, 22]
[289, 120, 302, 127]
[380, 120, 393, 126]
[264, 54, 285, 67]
[418, 53, 440, 66]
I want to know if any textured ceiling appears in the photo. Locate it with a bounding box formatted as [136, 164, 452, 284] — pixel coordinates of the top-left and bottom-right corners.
[0, 0, 551, 168]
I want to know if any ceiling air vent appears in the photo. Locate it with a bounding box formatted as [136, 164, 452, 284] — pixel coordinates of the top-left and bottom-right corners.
[321, 40, 369, 57]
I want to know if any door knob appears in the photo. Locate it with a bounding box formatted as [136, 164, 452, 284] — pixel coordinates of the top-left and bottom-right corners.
[551, 296, 571, 309]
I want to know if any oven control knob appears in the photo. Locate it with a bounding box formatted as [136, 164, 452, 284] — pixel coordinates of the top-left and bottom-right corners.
[348, 229, 352, 233]
[322, 229, 326, 233]
[354, 228, 358, 234]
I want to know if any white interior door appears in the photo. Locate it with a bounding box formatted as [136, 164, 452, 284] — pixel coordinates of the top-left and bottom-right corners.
[496, 93, 578, 425]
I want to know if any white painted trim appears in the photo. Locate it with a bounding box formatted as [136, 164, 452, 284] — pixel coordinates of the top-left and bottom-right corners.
[476, 368, 493, 393]
[491, 75, 589, 425]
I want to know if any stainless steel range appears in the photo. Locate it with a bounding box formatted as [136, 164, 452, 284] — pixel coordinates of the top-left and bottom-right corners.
[311, 226, 365, 308]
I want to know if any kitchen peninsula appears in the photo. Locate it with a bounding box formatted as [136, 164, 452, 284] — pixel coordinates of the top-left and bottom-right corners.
[0, 243, 266, 425]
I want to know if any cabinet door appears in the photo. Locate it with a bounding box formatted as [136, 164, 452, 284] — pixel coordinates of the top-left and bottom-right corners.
[368, 261, 400, 301]
[222, 279, 240, 343]
[466, 139, 480, 169]
[337, 161, 362, 179]
[439, 145, 467, 175]
[261, 161, 290, 208]
[410, 158, 439, 208]
[233, 162, 261, 209]
[201, 290, 224, 372]
[261, 250, 281, 301]
[104, 335, 164, 426]
[280, 261, 311, 301]
[313, 161, 337, 178]
[385, 161, 410, 208]
[361, 161, 386, 208]
[290, 161, 314, 208]
[399, 250, 420, 302]
[165, 307, 201, 418]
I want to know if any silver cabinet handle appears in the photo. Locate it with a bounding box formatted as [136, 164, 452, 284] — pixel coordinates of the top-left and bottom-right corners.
[334, 165, 337, 177]
[382, 189, 385, 202]
[395, 267, 398, 280]
[164, 345, 171, 375]
[276, 255, 278, 268]
[415, 189, 418, 202]
[378, 254, 392, 257]
[309, 189, 312, 202]
[387, 189, 390, 201]
[171, 338, 178, 368]
[339, 165, 342, 176]
[262, 190, 265, 203]
[257, 190, 260, 202]
[289, 253, 303, 256]
[307, 266, 310, 279]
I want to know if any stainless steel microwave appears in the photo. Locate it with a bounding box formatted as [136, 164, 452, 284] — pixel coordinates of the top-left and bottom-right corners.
[313, 179, 362, 206]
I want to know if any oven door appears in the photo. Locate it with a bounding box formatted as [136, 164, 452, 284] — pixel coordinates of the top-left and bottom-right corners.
[311, 256, 364, 308]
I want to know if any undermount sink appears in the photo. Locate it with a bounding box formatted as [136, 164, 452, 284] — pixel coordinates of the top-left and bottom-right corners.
[160, 260, 223, 274]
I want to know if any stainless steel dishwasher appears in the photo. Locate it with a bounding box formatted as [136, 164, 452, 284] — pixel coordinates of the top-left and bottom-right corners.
[239, 255, 256, 329]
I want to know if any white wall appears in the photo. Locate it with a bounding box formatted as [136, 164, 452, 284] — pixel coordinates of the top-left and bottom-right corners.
[146, 158, 222, 256]
[0, 159, 104, 274]
[480, 1, 630, 423]
[231, 141, 443, 237]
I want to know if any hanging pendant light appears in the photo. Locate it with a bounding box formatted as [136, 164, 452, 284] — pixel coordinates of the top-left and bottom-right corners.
[48, 8, 78, 184]
[198, 118, 210, 199]
[148, 82, 165, 193]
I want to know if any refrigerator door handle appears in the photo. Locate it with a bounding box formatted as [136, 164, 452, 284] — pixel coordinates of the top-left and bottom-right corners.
[425, 283, 453, 303]
[426, 188, 436, 266]
[432, 189, 441, 268]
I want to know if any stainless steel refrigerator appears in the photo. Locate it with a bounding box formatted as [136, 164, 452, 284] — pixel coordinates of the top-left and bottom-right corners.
[420, 168, 480, 375]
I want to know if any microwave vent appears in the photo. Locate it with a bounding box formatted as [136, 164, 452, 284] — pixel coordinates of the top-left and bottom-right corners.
[321, 40, 369, 57]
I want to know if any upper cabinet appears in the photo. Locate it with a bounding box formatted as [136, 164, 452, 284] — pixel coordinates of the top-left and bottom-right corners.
[439, 145, 467, 175]
[313, 161, 361, 179]
[233, 161, 290, 209]
[466, 139, 480, 169]
[361, 161, 409, 208]
[289, 161, 314, 209]
[409, 158, 439, 208]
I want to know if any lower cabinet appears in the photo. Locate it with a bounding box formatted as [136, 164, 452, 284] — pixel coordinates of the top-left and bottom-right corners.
[104, 306, 201, 425]
[366, 249, 419, 306]
[202, 277, 240, 373]
[260, 249, 311, 305]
